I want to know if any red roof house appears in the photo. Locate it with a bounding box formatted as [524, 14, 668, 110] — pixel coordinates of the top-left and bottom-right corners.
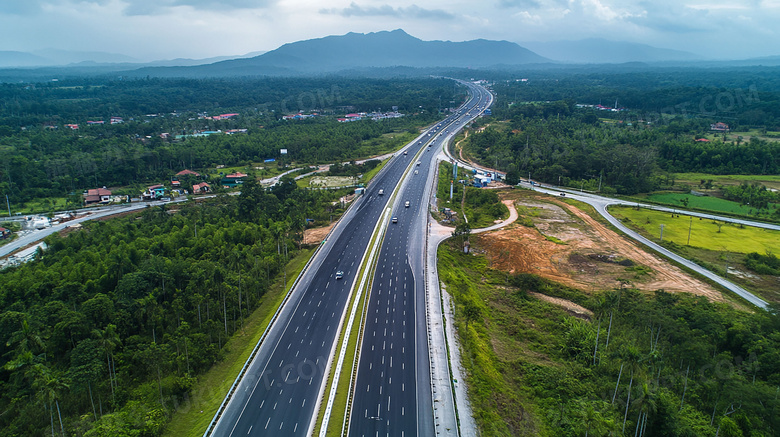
[176, 169, 201, 177]
[84, 188, 112, 204]
[193, 182, 211, 194]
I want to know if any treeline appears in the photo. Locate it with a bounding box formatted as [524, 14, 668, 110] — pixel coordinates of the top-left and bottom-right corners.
[0, 77, 460, 127]
[465, 100, 780, 194]
[0, 180, 342, 436]
[489, 67, 780, 129]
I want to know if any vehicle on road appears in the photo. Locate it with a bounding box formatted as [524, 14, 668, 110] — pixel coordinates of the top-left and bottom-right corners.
[403, 151, 408, 155]
[404, 201, 410, 208]
[335, 270, 344, 279]
[560, 192, 566, 196]
[378, 189, 384, 195]
[416, 161, 421, 166]
[392, 217, 398, 224]
[414, 170, 419, 175]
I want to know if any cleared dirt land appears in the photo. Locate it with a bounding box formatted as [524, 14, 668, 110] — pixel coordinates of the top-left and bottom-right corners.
[472, 190, 725, 303]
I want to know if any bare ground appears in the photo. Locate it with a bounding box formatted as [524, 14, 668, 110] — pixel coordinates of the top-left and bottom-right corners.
[304, 222, 336, 245]
[473, 191, 725, 303]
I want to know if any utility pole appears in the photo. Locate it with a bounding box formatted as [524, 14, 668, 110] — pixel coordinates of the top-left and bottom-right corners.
[5, 194, 10, 217]
[687, 216, 693, 245]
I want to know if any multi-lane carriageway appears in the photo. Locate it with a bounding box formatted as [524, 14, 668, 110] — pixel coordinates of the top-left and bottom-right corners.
[347, 81, 492, 437]
[208, 80, 493, 437]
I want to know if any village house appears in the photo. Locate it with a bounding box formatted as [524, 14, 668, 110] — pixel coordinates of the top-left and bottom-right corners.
[193, 182, 211, 194]
[83, 187, 112, 205]
[221, 172, 247, 188]
[710, 122, 730, 132]
[0, 227, 10, 239]
[143, 184, 166, 200]
[176, 169, 201, 177]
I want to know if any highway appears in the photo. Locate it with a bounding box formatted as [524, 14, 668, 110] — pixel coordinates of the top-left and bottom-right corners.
[207, 80, 492, 436]
[347, 80, 493, 437]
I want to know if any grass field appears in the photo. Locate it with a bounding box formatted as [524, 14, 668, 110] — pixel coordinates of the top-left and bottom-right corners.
[15, 197, 69, 214]
[162, 248, 315, 437]
[642, 192, 769, 216]
[610, 206, 780, 255]
[673, 173, 780, 191]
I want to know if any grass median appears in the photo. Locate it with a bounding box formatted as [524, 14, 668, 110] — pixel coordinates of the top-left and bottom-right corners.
[162, 247, 314, 437]
[313, 218, 385, 436]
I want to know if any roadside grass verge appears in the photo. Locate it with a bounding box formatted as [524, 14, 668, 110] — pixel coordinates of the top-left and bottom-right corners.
[361, 157, 390, 184]
[437, 241, 579, 436]
[162, 248, 314, 437]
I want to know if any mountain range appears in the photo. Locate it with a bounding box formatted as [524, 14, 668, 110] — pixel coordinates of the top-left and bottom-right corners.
[123, 29, 549, 78]
[3, 30, 780, 80]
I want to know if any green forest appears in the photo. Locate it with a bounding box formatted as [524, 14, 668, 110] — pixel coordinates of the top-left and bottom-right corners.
[0, 77, 460, 204]
[0, 178, 347, 436]
[464, 100, 780, 220]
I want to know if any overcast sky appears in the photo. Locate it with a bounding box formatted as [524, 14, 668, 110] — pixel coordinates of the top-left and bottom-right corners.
[0, 0, 777, 61]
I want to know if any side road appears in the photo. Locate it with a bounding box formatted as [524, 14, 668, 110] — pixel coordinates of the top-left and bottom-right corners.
[425, 152, 520, 436]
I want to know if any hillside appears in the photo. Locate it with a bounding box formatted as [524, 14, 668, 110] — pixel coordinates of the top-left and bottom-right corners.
[126, 29, 548, 77]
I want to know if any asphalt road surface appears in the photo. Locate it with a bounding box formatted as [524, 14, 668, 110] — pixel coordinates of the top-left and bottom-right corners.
[209, 80, 492, 436]
[347, 80, 493, 437]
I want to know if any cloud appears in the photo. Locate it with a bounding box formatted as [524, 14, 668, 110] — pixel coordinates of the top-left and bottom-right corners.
[320, 2, 455, 20]
[627, 1, 711, 33]
[122, 0, 276, 15]
[499, 0, 542, 8]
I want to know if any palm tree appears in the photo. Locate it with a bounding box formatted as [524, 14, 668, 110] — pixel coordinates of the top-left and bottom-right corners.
[93, 324, 121, 406]
[633, 382, 658, 437]
[621, 344, 642, 433]
[30, 364, 69, 436]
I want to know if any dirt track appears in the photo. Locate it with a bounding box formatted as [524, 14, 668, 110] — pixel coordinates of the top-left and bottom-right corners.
[474, 191, 725, 302]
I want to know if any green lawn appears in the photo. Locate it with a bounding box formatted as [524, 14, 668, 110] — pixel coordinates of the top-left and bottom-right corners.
[162, 248, 315, 437]
[673, 172, 780, 191]
[642, 192, 774, 216]
[15, 197, 69, 214]
[610, 206, 780, 254]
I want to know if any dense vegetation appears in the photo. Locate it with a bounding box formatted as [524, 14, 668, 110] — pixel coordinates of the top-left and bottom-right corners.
[489, 67, 780, 129]
[465, 100, 780, 197]
[0, 77, 461, 204]
[439, 242, 780, 437]
[0, 180, 344, 436]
